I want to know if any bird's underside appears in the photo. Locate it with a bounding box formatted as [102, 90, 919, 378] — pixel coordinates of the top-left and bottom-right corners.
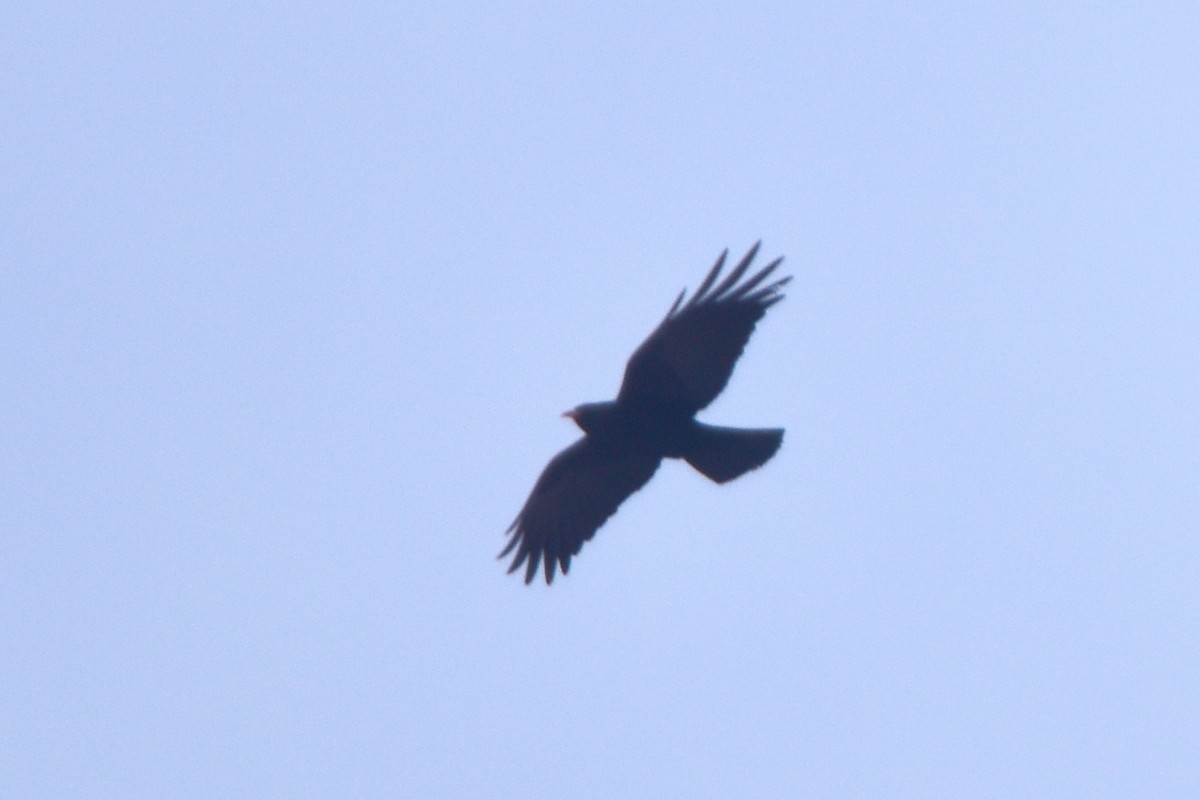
[501, 242, 789, 584]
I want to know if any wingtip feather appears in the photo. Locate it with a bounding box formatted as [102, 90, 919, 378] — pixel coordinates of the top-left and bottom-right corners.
[688, 248, 728, 308]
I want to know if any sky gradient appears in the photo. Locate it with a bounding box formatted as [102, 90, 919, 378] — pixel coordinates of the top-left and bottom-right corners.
[3, 3, 1198, 797]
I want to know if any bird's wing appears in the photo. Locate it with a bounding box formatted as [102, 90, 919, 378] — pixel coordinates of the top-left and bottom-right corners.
[500, 437, 661, 584]
[618, 242, 788, 413]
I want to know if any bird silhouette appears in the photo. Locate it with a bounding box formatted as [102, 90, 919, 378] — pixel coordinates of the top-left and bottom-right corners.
[501, 243, 789, 584]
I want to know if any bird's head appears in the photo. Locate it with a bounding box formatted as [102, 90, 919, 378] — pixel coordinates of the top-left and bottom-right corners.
[562, 401, 618, 435]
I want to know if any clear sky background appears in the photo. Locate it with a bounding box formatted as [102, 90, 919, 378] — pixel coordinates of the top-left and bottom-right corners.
[3, 3, 1197, 798]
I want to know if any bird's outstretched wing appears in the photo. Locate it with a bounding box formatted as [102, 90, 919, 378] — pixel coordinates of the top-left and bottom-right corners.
[619, 242, 789, 413]
[500, 437, 661, 584]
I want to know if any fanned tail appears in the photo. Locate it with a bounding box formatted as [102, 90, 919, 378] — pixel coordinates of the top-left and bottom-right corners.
[683, 423, 783, 484]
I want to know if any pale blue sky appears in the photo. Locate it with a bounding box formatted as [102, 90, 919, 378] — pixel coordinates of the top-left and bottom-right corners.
[3, 3, 1198, 798]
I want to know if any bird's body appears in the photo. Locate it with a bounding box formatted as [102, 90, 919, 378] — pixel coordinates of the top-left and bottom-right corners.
[568, 400, 692, 458]
[501, 243, 789, 584]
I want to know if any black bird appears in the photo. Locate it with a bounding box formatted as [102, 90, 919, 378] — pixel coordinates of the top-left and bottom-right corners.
[501, 242, 789, 584]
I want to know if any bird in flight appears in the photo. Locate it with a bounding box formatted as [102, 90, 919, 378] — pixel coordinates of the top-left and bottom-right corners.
[501, 242, 789, 584]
